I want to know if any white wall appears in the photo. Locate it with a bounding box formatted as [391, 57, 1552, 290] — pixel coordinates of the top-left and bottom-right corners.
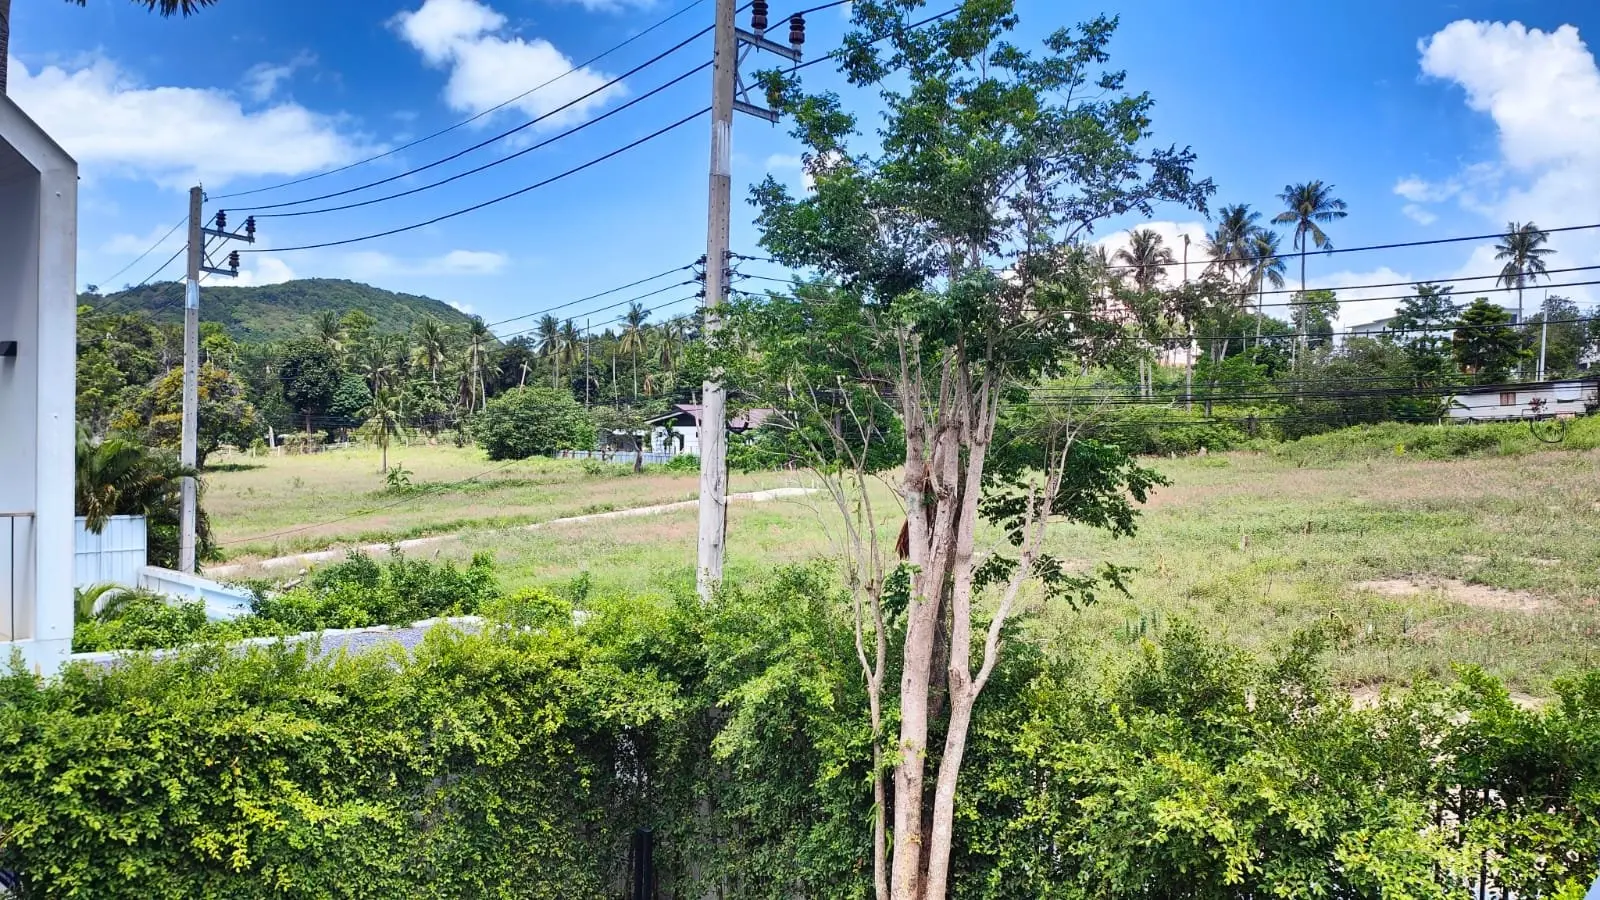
[0, 164, 40, 518]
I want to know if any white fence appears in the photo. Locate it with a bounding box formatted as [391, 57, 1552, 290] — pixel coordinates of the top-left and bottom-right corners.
[74, 515, 147, 588]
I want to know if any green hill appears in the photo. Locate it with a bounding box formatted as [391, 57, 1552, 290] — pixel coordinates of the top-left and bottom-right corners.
[82, 279, 479, 343]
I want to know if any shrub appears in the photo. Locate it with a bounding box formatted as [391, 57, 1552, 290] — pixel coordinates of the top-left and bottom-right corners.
[71, 592, 210, 652]
[251, 550, 498, 632]
[662, 453, 699, 472]
[473, 386, 595, 461]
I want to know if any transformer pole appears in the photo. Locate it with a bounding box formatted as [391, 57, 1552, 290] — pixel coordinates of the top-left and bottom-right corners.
[179, 187, 202, 573]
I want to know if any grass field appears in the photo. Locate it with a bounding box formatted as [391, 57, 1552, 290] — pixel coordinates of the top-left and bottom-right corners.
[204, 438, 1600, 696]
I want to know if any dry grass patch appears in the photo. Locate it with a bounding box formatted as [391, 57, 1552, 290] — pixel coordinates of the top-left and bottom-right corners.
[1352, 578, 1549, 612]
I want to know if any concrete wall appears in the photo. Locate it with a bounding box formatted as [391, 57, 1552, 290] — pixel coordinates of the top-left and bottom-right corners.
[0, 98, 78, 674]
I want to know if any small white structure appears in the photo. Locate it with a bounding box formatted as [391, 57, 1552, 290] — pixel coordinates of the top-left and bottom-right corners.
[1446, 378, 1600, 423]
[0, 96, 77, 674]
[73, 515, 254, 621]
[648, 404, 775, 457]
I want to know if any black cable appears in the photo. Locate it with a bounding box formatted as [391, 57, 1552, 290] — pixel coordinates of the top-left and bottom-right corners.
[235, 30, 713, 215]
[484, 263, 699, 329]
[243, 108, 710, 254]
[256, 62, 711, 221]
[208, 0, 711, 202]
[93, 216, 187, 289]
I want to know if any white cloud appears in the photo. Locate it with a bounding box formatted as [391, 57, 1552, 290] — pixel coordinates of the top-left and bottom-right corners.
[8, 55, 370, 188]
[549, 0, 659, 12]
[1401, 204, 1438, 226]
[341, 249, 510, 279]
[394, 0, 623, 127]
[100, 223, 184, 258]
[243, 51, 316, 103]
[234, 257, 297, 287]
[1394, 176, 1456, 203]
[448, 300, 477, 314]
[1413, 18, 1600, 308]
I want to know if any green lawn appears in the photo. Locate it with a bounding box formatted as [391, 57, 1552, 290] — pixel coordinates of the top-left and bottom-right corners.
[204, 442, 1600, 695]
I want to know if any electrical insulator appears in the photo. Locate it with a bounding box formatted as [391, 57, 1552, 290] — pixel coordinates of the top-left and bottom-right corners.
[215, 210, 227, 231]
[245, 216, 257, 238]
[751, 0, 767, 32]
[789, 14, 805, 50]
[228, 250, 240, 271]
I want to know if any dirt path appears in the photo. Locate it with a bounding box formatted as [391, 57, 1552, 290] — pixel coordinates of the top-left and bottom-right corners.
[209, 487, 817, 577]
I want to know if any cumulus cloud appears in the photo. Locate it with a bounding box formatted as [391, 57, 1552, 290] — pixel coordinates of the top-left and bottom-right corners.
[341, 249, 511, 279]
[394, 0, 622, 127]
[234, 257, 297, 287]
[8, 55, 370, 188]
[1401, 204, 1439, 226]
[243, 51, 317, 103]
[1411, 19, 1600, 306]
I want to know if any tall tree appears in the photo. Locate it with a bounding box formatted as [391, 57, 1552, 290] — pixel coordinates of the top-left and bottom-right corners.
[1390, 282, 1459, 380]
[1453, 297, 1526, 381]
[1272, 180, 1347, 362]
[1247, 228, 1287, 347]
[1522, 294, 1584, 378]
[619, 302, 650, 399]
[535, 315, 562, 386]
[1494, 221, 1554, 329]
[1205, 203, 1260, 278]
[3, 1, 221, 95]
[312, 310, 346, 359]
[459, 317, 493, 413]
[278, 338, 341, 437]
[359, 388, 406, 474]
[746, 6, 1210, 897]
[1113, 228, 1174, 294]
[411, 317, 449, 385]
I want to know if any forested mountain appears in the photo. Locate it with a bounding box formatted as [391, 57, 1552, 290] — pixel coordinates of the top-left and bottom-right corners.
[80, 279, 478, 343]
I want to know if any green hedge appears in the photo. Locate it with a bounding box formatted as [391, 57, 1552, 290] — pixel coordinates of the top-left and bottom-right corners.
[10, 569, 1600, 897]
[1273, 416, 1600, 465]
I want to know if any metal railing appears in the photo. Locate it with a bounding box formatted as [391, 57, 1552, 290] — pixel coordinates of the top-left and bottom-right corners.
[1, 513, 34, 643]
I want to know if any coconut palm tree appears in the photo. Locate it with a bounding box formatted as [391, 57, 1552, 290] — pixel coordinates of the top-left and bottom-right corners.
[558, 319, 583, 386]
[3, 1, 221, 94]
[1494, 221, 1554, 328]
[313, 310, 346, 358]
[1205, 204, 1260, 279]
[535, 315, 562, 386]
[1247, 229, 1287, 348]
[460, 317, 493, 413]
[360, 389, 406, 474]
[1113, 228, 1174, 294]
[75, 426, 192, 532]
[1272, 181, 1348, 301]
[411, 317, 449, 385]
[619, 302, 651, 399]
[657, 315, 689, 373]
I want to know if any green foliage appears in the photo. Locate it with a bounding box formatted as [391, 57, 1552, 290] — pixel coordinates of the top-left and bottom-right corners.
[248, 550, 498, 633]
[277, 338, 342, 433]
[71, 591, 213, 652]
[75, 426, 211, 567]
[1086, 405, 1253, 456]
[661, 452, 700, 472]
[1271, 416, 1600, 465]
[83, 278, 478, 344]
[110, 362, 262, 466]
[383, 464, 414, 492]
[327, 374, 372, 426]
[473, 385, 595, 460]
[1454, 298, 1527, 380]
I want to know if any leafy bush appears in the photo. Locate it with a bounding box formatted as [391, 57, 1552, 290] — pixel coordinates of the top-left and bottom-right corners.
[662, 452, 699, 472]
[250, 550, 497, 632]
[71, 592, 211, 652]
[1085, 405, 1253, 456]
[1275, 416, 1600, 465]
[473, 386, 595, 461]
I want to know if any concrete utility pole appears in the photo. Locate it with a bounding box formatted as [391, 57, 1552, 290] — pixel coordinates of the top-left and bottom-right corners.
[178, 190, 255, 573]
[697, 0, 801, 601]
[179, 187, 203, 573]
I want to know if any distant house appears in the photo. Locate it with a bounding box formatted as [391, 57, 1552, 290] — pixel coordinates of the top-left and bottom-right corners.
[648, 404, 775, 457]
[1342, 302, 1520, 347]
[1445, 378, 1599, 423]
[1, 95, 79, 674]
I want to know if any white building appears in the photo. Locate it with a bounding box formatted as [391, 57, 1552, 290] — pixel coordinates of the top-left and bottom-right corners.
[1342, 302, 1520, 347]
[648, 404, 775, 457]
[1446, 378, 1599, 423]
[0, 96, 78, 674]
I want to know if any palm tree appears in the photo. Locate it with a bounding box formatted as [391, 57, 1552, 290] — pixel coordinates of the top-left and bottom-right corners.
[411, 318, 449, 385]
[313, 310, 346, 358]
[1494, 221, 1554, 328]
[3, 1, 221, 94]
[358, 334, 402, 396]
[657, 315, 689, 373]
[535, 315, 562, 386]
[1205, 204, 1260, 279]
[619, 302, 651, 399]
[1247, 229, 1287, 348]
[1273, 181, 1348, 365]
[460, 317, 493, 413]
[360, 389, 406, 474]
[557, 319, 583, 386]
[75, 426, 192, 532]
[1113, 228, 1174, 294]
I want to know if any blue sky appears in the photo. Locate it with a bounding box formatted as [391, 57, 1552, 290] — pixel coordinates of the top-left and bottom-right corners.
[10, 0, 1600, 333]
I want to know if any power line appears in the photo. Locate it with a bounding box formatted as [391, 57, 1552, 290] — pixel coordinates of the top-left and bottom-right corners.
[235, 29, 713, 215]
[484, 263, 699, 330]
[93, 216, 187, 289]
[208, 0, 711, 202]
[243, 108, 710, 254]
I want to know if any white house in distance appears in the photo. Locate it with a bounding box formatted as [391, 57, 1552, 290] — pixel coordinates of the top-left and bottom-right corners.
[1341, 302, 1520, 347]
[649, 404, 775, 457]
[1446, 378, 1600, 423]
[0, 95, 78, 674]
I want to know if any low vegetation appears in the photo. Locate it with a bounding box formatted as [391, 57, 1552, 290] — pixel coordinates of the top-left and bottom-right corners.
[7, 568, 1597, 897]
